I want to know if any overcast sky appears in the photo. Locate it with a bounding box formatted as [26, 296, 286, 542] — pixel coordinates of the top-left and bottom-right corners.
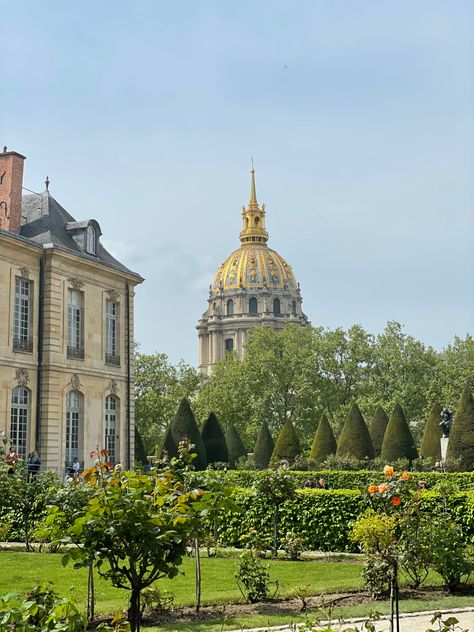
[2, 1, 473, 364]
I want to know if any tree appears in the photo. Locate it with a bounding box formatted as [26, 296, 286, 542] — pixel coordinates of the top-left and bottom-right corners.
[381, 404, 418, 463]
[255, 468, 296, 556]
[225, 423, 247, 467]
[336, 403, 375, 460]
[419, 403, 442, 461]
[309, 415, 337, 468]
[370, 406, 389, 457]
[201, 413, 229, 465]
[253, 420, 274, 470]
[271, 419, 302, 465]
[446, 386, 474, 470]
[170, 399, 207, 470]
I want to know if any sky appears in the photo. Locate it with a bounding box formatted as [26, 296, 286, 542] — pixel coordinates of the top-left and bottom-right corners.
[2, 1, 473, 364]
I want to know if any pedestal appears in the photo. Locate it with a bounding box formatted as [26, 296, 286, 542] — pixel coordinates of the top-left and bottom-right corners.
[440, 437, 449, 461]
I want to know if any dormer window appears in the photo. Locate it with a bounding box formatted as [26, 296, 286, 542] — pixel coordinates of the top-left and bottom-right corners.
[86, 225, 97, 255]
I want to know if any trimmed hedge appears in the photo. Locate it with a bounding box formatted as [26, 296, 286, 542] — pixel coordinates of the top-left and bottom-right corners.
[447, 386, 474, 470]
[216, 487, 474, 552]
[254, 420, 274, 470]
[336, 404, 374, 460]
[420, 403, 443, 461]
[381, 404, 418, 462]
[271, 419, 301, 464]
[309, 415, 337, 468]
[201, 412, 229, 464]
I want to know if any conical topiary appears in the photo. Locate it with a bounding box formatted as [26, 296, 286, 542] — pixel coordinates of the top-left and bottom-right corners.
[370, 406, 389, 457]
[271, 419, 302, 465]
[420, 403, 443, 461]
[253, 420, 274, 470]
[201, 412, 229, 465]
[134, 426, 147, 466]
[446, 386, 474, 470]
[336, 403, 375, 460]
[225, 423, 247, 467]
[381, 404, 418, 463]
[170, 398, 207, 470]
[161, 424, 178, 459]
[309, 414, 337, 468]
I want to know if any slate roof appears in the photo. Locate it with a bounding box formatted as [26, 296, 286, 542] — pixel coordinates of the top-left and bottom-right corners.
[17, 191, 142, 280]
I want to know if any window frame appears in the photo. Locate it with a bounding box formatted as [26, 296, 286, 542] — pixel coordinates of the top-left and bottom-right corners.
[13, 277, 33, 353]
[65, 390, 83, 466]
[10, 386, 30, 461]
[105, 394, 119, 464]
[67, 288, 84, 359]
[105, 299, 120, 365]
[86, 224, 97, 255]
[249, 297, 258, 314]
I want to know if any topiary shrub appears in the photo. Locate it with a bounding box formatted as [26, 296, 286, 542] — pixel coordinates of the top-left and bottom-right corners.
[135, 426, 148, 465]
[161, 425, 178, 459]
[253, 421, 274, 470]
[271, 419, 301, 465]
[309, 415, 336, 468]
[420, 403, 443, 461]
[170, 398, 207, 470]
[447, 386, 474, 471]
[369, 406, 389, 457]
[381, 404, 418, 463]
[336, 403, 375, 460]
[201, 412, 229, 465]
[226, 423, 247, 467]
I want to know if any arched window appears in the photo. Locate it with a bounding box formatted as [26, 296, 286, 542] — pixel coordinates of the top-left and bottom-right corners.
[86, 225, 97, 255]
[255, 217, 259, 226]
[225, 338, 234, 352]
[245, 218, 249, 228]
[226, 299, 234, 315]
[105, 395, 119, 464]
[292, 300, 297, 315]
[249, 297, 258, 314]
[66, 391, 83, 466]
[10, 387, 29, 460]
[273, 298, 281, 316]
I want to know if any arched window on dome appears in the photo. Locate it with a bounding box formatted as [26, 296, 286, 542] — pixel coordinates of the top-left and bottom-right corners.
[227, 299, 234, 315]
[254, 217, 259, 226]
[249, 297, 258, 314]
[273, 298, 281, 316]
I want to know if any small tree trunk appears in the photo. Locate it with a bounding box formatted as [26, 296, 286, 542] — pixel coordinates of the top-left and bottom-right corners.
[273, 507, 278, 558]
[213, 518, 218, 546]
[128, 587, 141, 632]
[87, 565, 95, 621]
[195, 537, 201, 613]
[394, 561, 400, 632]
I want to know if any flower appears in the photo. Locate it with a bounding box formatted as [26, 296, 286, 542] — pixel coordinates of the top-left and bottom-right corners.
[390, 496, 401, 506]
[378, 483, 389, 493]
[400, 472, 410, 480]
[383, 465, 395, 477]
[368, 485, 378, 494]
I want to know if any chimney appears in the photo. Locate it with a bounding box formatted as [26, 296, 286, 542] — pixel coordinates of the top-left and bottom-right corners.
[0, 146, 26, 233]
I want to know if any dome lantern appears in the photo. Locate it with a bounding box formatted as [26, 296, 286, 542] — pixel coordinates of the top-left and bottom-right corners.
[239, 162, 269, 244]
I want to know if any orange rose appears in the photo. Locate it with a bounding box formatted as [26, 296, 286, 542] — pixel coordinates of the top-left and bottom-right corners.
[378, 483, 389, 493]
[390, 496, 401, 506]
[368, 485, 378, 494]
[383, 465, 395, 477]
[400, 472, 410, 480]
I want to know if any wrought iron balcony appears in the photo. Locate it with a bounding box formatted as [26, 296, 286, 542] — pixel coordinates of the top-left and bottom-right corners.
[105, 353, 121, 366]
[67, 345, 85, 360]
[13, 338, 33, 353]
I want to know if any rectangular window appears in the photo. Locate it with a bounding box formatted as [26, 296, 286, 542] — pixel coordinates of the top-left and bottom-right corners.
[105, 300, 120, 365]
[13, 278, 33, 353]
[67, 289, 84, 359]
[11, 387, 29, 461]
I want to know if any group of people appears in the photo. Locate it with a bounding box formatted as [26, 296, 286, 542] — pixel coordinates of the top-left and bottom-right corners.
[4, 446, 41, 478]
[303, 478, 329, 489]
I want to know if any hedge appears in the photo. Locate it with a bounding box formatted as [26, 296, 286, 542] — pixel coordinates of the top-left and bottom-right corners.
[216, 487, 474, 552]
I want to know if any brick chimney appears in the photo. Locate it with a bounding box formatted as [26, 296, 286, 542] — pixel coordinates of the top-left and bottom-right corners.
[0, 146, 26, 233]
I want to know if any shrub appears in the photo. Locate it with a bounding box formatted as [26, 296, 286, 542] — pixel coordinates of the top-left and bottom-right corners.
[309, 415, 336, 468]
[281, 531, 305, 560]
[430, 514, 473, 592]
[226, 423, 247, 467]
[336, 404, 374, 460]
[135, 427, 148, 465]
[161, 425, 178, 459]
[381, 404, 418, 463]
[201, 413, 229, 465]
[447, 386, 474, 471]
[369, 406, 389, 457]
[271, 419, 302, 464]
[253, 421, 274, 470]
[235, 550, 271, 603]
[170, 398, 207, 470]
[420, 403, 443, 461]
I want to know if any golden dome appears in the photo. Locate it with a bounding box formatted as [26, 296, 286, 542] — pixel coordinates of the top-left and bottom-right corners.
[212, 165, 298, 293]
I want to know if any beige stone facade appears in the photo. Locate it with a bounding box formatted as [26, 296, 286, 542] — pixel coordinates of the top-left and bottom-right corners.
[0, 148, 143, 472]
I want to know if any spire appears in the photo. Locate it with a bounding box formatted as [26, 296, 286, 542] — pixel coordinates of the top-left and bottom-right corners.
[249, 159, 257, 208]
[240, 161, 268, 245]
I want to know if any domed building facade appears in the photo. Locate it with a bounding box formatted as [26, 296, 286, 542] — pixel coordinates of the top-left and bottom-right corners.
[197, 166, 309, 374]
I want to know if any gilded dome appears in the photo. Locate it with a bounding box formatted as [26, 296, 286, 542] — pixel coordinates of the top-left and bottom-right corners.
[212, 244, 297, 292]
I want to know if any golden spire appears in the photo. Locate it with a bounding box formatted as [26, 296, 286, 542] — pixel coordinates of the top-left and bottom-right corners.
[249, 158, 258, 209]
[240, 161, 269, 245]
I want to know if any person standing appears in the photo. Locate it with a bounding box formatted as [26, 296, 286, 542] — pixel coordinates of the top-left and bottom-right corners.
[27, 451, 41, 479]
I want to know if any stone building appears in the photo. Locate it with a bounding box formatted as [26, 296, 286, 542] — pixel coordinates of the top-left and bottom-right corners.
[0, 147, 143, 471]
[197, 166, 309, 374]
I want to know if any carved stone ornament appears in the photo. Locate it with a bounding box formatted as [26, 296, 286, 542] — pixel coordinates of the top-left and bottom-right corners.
[18, 267, 30, 279]
[68, 277, 84, 290]
[15, 368, 29, 386]
[109, 379, 118, 395]
[70, 373, 81, 391]
[106, 289, 119, 302]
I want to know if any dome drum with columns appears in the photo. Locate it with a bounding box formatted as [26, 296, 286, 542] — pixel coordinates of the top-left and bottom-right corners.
[197, 165, 309, 374]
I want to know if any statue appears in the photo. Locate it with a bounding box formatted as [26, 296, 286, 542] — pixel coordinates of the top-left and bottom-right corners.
[439, 408, 453, 438]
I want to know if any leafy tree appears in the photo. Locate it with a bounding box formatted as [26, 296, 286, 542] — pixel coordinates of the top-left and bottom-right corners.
[134, 351, 204, 454]
[336, 403, 374, 460]
[253, 421, 274, 470]
[225, 423, 247, 467]
[201, 413, 229, 465]
[381, 404, 418, 463]
[428, 336, 474, 411]
[419, 403, 442, 461]
[255, 467, 296, 556]
[170, 399, 207, 470]
[271, 419, 302, 465]
[369, 406, 389, 457]
[309, 414, 337, 468]
[446, 386, 474, 470]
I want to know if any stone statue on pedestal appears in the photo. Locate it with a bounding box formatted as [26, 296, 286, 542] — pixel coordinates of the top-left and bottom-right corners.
[439, 408, 453, 438]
